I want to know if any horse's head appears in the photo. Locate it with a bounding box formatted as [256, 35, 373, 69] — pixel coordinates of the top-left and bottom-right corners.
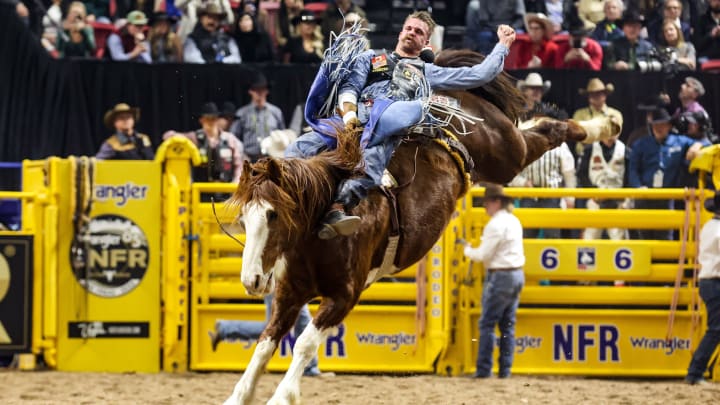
[230, 158, 301, 296]
[227, 127, 363, 295]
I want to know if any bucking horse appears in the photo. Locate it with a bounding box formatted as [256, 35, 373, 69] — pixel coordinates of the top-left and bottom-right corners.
[223, 49, 619, 404]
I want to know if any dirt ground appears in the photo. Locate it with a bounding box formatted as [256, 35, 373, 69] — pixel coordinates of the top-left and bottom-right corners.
[2, 370, 719, 405]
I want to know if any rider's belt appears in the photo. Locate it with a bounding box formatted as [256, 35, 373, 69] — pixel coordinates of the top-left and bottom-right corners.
[487, 267, 522, 272]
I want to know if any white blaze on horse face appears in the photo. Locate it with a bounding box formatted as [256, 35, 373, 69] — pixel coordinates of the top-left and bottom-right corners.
[241, 200, 274, 296]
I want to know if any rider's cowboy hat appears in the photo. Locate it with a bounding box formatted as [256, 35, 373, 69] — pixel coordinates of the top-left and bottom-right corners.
[517, 73, 551, 93]
[524, 13, 554, 40]
[104, 103, 140, 128]
[480, 183, 512, 203]
[579, 78, 614, 95]
[197, 3, 227, 19]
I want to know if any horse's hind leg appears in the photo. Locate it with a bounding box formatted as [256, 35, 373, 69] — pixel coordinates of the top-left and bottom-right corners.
[224, 297, 303, 405]
[268, 294, 354, 405]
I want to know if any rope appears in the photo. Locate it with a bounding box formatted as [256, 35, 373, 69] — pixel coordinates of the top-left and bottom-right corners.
[666, 188, 692, 340]
[70, 156, 95, 323]
[691, 188, 702, 335]
[211, 197, 245, 248]
[414, 254, 427, 355]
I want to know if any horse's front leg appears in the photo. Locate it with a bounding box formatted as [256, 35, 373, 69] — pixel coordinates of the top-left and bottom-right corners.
[268, 294, 355, 405]
[224, 296, 302, 405]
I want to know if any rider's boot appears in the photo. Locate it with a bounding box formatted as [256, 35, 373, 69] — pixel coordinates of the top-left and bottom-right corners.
[318, 202, 361, 240]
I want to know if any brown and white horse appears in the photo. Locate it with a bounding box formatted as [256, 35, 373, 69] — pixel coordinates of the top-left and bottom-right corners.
[223, 50, 616, 405]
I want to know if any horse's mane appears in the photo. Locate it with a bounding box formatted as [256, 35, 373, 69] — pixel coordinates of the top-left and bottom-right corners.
[228, 127, 363, 236]
[434, 49, 525, 123]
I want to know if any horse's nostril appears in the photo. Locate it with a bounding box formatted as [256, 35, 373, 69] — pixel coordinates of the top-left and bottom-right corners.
[253, 275, 260, 291]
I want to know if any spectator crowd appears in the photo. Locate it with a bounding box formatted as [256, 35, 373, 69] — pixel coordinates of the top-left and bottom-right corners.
[9, 0, 720, 244]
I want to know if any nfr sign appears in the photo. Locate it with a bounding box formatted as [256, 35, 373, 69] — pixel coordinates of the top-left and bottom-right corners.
[279, 324, 346, 358]
[553, 324, 620, 362]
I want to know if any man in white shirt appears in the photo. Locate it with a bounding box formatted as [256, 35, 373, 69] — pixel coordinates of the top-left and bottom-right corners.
[685, 191, 720, 385]
[462, 183, 525, 379]
[510, 142, 576, 238]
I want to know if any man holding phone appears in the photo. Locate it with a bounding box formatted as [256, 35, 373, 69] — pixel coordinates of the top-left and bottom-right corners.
[553, 13, 603, 70]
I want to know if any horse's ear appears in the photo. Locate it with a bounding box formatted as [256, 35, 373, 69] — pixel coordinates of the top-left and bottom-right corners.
[266, 158, 282, 184]
[241, 160, 253, 181]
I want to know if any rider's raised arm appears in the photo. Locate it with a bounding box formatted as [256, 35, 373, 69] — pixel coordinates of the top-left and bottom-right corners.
[424, 43, 509, 91]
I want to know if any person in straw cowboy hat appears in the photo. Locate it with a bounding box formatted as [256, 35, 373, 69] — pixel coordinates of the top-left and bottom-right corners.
[96, 103, 154, 160]
[516, 72, 567, 122]
[572, 78, 623, 135]
[460, 183, 525, 379]
[511, 12, 558, 69]
[685, 190, 720, 385]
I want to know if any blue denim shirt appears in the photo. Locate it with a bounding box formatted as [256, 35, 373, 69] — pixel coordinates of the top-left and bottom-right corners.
[628, 132, 697, 188]
[339, 43, 509, 123]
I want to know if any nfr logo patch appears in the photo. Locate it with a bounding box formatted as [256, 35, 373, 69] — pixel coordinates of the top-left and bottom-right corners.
[577, 247, 596, 271]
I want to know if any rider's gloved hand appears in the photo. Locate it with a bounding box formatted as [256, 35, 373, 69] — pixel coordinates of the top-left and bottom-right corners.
[341, 102, 360, 130]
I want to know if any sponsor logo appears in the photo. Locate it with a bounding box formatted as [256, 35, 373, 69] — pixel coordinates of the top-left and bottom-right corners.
[577, 247, 596, 271]
[355, 331, 416, 351]
[71, 214, 149, 298]
[68, 321, 150, 338]
[515, 335, 542, 354]
[628, 336, 690, 355]
[94, 183, 149, 207]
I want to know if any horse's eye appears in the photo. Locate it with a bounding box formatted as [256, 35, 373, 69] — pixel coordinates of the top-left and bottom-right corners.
[267, 210, 278, 222]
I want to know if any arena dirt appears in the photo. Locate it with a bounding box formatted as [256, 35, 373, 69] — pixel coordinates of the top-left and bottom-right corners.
[2, 371, 718, 404]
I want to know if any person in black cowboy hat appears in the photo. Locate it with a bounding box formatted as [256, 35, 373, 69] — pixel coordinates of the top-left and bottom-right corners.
[148, 11, 182, 62]
[218, 101, 237, 132]
[604, 8, 654, 71]
[282, 9, 324, 63]
[164, 102, 246, 183]
[628, 107, 703, 239]
[555, 9, 603, 70]
[184, 3, 241, 64]
[230, 72, 286, 162]
[685, 189, 720, 385]
[96, 103, 155, 160]
[460, 183, 525, 379]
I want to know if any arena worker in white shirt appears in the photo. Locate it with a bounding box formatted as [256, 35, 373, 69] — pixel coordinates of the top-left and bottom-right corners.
[462, 183, 525, 379]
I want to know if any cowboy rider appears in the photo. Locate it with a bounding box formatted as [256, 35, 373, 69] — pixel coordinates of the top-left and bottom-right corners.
[286, 11, 516, 239]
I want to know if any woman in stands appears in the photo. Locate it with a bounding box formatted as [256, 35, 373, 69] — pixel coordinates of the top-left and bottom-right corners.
[148, 12, 183, 63]
[282, 9, 323, 64]
[56, 1, 96, 58]
[659, 19, 696, 71]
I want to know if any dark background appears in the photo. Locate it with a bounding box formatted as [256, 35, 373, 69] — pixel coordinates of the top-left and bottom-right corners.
[3, 5, 720, 163]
